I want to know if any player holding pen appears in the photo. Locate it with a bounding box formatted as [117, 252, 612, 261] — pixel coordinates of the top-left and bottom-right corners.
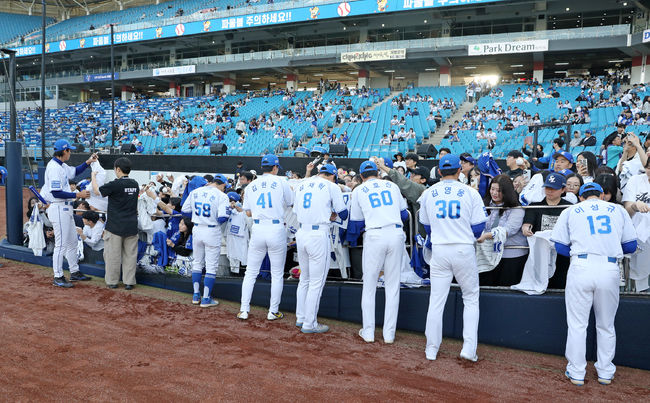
[40, 139, 97, 287]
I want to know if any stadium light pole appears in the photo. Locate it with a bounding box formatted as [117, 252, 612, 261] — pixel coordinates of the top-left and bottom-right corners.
[1, 48, 24, 245]
[41, 0, 46, 162]
[110, 23, 115, 150]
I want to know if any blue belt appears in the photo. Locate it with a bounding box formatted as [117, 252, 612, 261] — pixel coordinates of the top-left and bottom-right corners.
[195, 224, 216, 228]
[300, 224, 326, 230]
[369, 224, 402, 230]
[577, 254, 616, 263]
[253, 219, 280, 224]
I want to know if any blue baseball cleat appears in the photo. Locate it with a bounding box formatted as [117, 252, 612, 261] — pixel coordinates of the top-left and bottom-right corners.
[192, 293, 201, 305]
[200, 297, 219, 308]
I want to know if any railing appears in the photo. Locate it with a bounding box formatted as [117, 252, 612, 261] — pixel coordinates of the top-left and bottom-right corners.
[9, 24, 630, 83]
[25, 0, 350, 45]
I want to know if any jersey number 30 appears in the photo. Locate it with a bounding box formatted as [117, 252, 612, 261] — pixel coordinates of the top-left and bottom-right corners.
[434, 200, 461, 219]
[194, 202, 211, 217]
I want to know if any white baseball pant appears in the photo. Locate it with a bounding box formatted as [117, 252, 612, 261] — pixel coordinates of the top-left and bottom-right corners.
[360, 227, 405, 343]
[191, 226, 221, 276]
[240, 223, 287, 313]
[295, 227, 331, 330]
[425, 244, 479, 359]
[47, 203, 80, 278]
[565, 255, 619, 380]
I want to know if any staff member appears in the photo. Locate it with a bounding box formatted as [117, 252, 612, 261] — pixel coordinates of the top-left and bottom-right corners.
[93, 157, 139, 289]
[41, 139, 96, 287]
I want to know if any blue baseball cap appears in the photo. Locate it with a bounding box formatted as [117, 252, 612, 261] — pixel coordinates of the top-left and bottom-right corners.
[360, 160, 378, 173]
[579, 182, 603, 196]
[553, 151, 574, 164]
[53, 139, 76, 152]
[543, 172, 566, 189]
[261, 154, 280, 167]
[439, 154, 461, 170]
[460, 155, 477, 165]
[213, 174, 229, 184]
[227, 191, 241, 202]
[319, 164, 337, 176]
[585, 129, 592, 134]
[383, 157, 394, 169]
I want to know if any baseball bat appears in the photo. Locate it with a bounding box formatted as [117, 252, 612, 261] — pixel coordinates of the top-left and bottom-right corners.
[28, 186, 49, 205]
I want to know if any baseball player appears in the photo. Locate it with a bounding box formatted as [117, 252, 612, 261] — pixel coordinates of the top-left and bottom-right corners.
[40, 139, 96, 287]
[551, 182, 637, 386]
[181, 174, 230, 307]
[418, 154, 488, 361]
[347, 160, 408, 344]
[293, 164, 347, 333]
[238, 154, 294, 320]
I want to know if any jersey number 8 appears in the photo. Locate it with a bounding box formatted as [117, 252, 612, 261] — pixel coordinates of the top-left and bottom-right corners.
[369, 190, 393, 208]
[194, 202, 211, 217]
[434, 200, 461, 219]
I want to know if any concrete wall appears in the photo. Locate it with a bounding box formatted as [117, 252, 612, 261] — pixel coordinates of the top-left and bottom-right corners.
[417, 72, 440, 87]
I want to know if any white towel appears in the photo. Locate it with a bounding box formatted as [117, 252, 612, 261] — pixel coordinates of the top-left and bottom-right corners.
[629, 213, 650, 290]
[475, 227, 507, 273]
[88, 161, 108, 212]
[27, 205, 45, 256]
[511, 230, 556, 295]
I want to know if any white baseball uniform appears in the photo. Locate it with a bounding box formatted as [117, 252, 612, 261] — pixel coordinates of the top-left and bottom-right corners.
[293, 176, 346, 331]
[41, 158, 87, 278]
[418, 179, 487, 359]
[226, 207, 250, 273]
[330, 192, 351, 278]
[181, 185, 229, 298]
[239, 173, 294, 314]
[349, 178, 407, 343]
[551, 198, 637, 381]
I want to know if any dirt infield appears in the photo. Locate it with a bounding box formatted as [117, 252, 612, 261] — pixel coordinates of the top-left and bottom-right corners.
[1, 260, 648, 401]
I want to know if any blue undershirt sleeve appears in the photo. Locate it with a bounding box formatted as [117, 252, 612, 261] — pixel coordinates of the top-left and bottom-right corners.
[337, 209, 348, 221]
[622, 240, 638, 255]
[75, 162, 89, 176]
[51, 190, 76, 199]
[471, 222, 486, 239]
[554, 242, 571, 257]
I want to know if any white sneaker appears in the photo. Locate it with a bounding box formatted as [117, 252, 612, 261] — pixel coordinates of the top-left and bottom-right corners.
[425, 347, 438, 361]
[301, 324, 330, 334]
[460, 351, 478, 362]
[358, 329, 374, 343]
[384, 339, 394, 344]
[267, 311, 284, 321]
[237, 311, 249, 320]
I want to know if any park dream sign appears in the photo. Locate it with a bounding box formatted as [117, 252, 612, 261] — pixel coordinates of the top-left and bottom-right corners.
[468, 40, 549, 56]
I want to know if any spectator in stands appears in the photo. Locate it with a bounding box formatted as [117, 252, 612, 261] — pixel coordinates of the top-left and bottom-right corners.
[238, 171, 254, 189]
[552, 151, 574, 173]
[393, 153, 407, 171]
[623, 158, 650, 217]
[579, 129, 596, 147]
[478, 174, 527, 287]
[77, 210, 105, 251]
[486, 128, 497, 150]
[405, 153, 419, 171]
[594, 174, 620, 204]
[505, 150, 525, 179]
[74, 200, 90, 228]
[617, 133, 648, 189]
[167, 217, 193, 260]
[189, 137, 199, 150]
[521, 172, 572, 288]
[564, 173, 583, 198]
[376, 159, 428, 213]
[602, 133, 624, 169]
[459, 153, 476, 185]
[570, 130, 583, 148]
[136, 142, 144, 153]
[575, 151, 597, 182]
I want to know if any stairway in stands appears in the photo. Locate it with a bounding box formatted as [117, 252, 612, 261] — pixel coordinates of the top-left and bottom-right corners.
[425, 99, 476, 147]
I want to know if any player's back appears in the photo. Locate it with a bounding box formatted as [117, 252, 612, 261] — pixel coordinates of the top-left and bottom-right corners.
[419, 180, 487, 245]
[187, 186, 228, 226]
[243, 174, 293, 221]
[350, 178, 405, 228]
[559, 199, 636, 258]
[294, 176, 342, 225]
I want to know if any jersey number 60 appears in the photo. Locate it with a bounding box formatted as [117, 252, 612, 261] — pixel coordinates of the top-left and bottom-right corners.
[369, 190, 393, 208]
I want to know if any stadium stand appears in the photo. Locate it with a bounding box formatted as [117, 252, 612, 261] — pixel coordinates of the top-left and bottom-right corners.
[0, 12, 54, 45]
